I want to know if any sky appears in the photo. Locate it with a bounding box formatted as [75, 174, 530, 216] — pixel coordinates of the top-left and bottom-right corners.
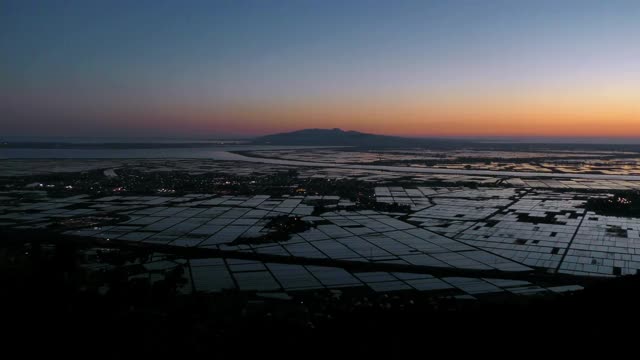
[1, 0, 639, 138]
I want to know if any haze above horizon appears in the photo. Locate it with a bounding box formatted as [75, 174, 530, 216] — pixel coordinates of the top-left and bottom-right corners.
[2, 0, 639, 138]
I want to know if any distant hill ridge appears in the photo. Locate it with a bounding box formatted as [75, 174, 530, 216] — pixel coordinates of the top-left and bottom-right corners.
[251, 128, 424, 147]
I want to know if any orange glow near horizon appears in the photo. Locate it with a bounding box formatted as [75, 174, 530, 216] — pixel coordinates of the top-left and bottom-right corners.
[199, 88, 640, 137]
[10, 87, 638, 138]
[4, 1, 640, 138]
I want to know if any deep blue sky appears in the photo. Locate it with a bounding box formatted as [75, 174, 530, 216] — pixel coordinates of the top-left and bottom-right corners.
[2, 0, 639, 137]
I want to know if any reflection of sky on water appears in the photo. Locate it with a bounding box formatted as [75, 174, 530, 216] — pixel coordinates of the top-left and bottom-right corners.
[0, 146, 339, 160]
[4, 147, 640, 181]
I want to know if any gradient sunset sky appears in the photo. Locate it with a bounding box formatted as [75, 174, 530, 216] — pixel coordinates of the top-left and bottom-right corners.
[2, 0, 639, 138]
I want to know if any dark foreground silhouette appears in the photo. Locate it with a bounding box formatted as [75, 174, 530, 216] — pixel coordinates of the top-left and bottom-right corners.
[2, 234, 638, 358]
